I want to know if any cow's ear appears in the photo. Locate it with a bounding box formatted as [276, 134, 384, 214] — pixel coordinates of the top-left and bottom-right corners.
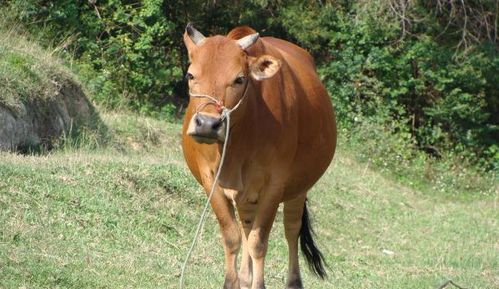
[249, 55, 281, 80]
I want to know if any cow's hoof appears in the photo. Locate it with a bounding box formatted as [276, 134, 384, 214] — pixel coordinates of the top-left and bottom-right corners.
[223, 276, 240, 289]
[285, 277, 304, 289]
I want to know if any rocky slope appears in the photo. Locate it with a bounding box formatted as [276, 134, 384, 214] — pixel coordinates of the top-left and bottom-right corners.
[0, 81, 96, 152]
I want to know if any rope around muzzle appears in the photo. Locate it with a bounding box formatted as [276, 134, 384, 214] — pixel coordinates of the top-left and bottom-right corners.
[179, 83, 249, 289]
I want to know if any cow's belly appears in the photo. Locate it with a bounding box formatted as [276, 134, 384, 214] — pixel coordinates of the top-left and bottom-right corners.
[225, 131, 335, 206]
[282, 120, 336, 201]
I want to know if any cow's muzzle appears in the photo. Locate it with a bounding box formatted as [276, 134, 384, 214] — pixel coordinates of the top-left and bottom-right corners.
[187, 112, 226, 144]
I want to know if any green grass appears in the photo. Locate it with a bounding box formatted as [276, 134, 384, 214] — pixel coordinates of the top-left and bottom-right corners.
[0, 112, 497, 289]
[0, 24, 73, 112]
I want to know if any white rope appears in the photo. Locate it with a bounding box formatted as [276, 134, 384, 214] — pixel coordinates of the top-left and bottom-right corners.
[179, 83, 249, 289]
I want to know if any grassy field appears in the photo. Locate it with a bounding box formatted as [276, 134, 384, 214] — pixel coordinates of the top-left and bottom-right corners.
[0, 112, 498, 289]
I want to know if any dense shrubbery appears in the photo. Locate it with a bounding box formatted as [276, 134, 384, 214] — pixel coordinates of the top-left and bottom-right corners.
[2, 0, 497, 169]
[1, 0, 284, 116]
[4, 0, 183, 116]
[280, 1, 498, 170]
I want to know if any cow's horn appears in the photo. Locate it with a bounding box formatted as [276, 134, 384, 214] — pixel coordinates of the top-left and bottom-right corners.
[237, 33, 259, 50]
[186, 23, 206, 45]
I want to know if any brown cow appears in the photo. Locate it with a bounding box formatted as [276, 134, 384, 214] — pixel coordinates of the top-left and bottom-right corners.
[181, 23, 336, 289]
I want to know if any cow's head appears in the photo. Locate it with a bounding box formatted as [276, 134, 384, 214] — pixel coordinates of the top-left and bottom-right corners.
[184, 24, 281, 144]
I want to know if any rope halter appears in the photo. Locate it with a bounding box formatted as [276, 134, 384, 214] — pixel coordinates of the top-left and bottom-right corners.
[189, 80, 250, 122]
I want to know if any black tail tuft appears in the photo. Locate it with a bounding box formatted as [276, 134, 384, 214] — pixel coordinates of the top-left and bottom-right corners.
[300, 200, 327, 279]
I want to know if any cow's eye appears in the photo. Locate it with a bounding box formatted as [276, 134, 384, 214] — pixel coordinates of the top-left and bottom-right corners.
[185, 72, 194, 81]
[234, 76, 246, 85]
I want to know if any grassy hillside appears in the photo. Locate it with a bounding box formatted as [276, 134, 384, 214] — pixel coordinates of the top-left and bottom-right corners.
[1, 112, 497, 289]
[0, 26, 74, 112]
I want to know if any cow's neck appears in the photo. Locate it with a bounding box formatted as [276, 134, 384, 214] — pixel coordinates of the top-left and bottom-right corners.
[217, 83, 260, 191]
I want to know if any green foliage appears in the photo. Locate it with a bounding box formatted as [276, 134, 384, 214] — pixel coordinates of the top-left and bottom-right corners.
[6, 0, 183, 114]
[280, 1, 498, 170]
[2, 0, 497, 169]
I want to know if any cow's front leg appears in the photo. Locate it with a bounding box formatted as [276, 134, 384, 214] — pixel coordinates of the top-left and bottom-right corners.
[237, 204, 258, 289]
[246, 195, 280, 289]
[208, 189, 241, 289]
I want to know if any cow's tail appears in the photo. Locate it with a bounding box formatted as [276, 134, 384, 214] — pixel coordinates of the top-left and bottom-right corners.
[300, 200, 327, 279]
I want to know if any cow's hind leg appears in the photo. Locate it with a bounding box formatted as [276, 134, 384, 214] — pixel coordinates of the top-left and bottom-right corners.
[283, 194, 307, 289]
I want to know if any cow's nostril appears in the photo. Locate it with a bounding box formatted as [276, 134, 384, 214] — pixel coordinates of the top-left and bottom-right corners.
[212, 119, 222, 130]
[195, 115, 202, 127]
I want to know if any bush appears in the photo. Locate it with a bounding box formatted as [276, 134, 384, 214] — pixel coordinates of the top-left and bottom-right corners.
[2, 0, 497, 169]
[279, 1, 498, 169]
[5, 0, 183, 115]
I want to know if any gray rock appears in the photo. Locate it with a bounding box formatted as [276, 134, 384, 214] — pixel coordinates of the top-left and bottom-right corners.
[0, 80, 96, 152]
